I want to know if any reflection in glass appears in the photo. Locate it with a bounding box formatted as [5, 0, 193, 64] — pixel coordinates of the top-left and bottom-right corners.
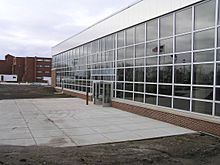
[175, 65, 191, 84]
[134, 93, 144, 102]
[117, 31, 124, 48]
[135, 67, 144, 82]
[147, 19, 158, 41]
[158, 96, 171, 108]
[125, 46, 134, 59]
[160, 14, 173, 38]
[193, 64, 214, 85]
[146, 67, 157, 82]
[136, 23, 145, 43]
[217, 49, 220, 61]
[192, 100, 212, 115]
[117, 69, 124, 81]
[159, 55, 173, 65]
[193, 87, 213, 100]
[146, 57, 157, 66]
[135, 58, 145, 66]
[159, 85, 172, 95]
[159, 66, 172, 83]
[216, 104, 220, 116]
[194, 29, 215, 50]
[195, 0, 215, 30]
[126, 27, 135, 46]
[146, 41, 158, 56]
[174, 53, 191, 64]
[125, 68, 133, 82]
[176, 34, 191, 52]
[125, 60, 133, 67]
[146, 84, 157, 94]
[176, 8, 192, 34]
[117, 48, 124, 60]
[145, 95, 156, 105]
[174, 98, 190, 111]
[135, 44, 145, 58]
[159, 38, 173, 54]
[174, 86, 190, 98]
[125, 92, 133, 101]
[194, 50, 214, 62]
[135, 84, 144, 92]
[117, 60, 124, 67]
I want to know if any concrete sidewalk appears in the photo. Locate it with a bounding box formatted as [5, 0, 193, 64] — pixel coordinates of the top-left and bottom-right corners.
[0, 98, 195, 147]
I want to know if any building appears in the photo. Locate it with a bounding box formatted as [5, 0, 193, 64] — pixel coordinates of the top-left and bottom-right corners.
[0, 54, 51, 83]
[52, 0, 220, 136]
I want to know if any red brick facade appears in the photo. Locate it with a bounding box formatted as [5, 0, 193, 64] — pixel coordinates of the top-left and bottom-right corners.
[0, 54, 51, 82]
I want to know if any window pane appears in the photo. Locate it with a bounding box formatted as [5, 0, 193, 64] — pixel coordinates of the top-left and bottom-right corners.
[192, 100, 212, 115]
[217, 49, 220, 61]
[215, 103, 220, 116]
[218, 27, 220, 47]
[126, 27, 135, 46]
[117, 83, 124, 90]
[145, 95, 156, 105]
[174, 53, 191, 64]
[134, 93, 144, 102]
[125, 68, 133, 82]
[116, 91, 124, 99]
[125, 46, 134, 59]
[159, 38, 173, 54]
[117, 31, 124, 48]
[135, 84, 144, 92]
[147, 19, 158, 41]
[117, 60, 124, 67]
[158, 96, 171, 108]
[159, 85, 172, 95]
[176, 8, 192, 34]
[125, 60, 133, 67]
[193, 64, 214, 85]
[217, 64, 220, 85]
[159, 55, 173, 65]
[216, 88, 220, 101]
[117, 69, 124, 81]
[160, 14, 173, 38]
[146, 67, 157, 82]
[175, 65, 191, 84]
[176, 34, 191, 52]
[174, 86, 190, 98]
[193, 87, 213, 100]
[146, 41, 158, 56]
[146, 84, 157, 94]
[146, 57, 157, 66]
[125, 92, 133, 100]
[117, 48, 124, 60]
[135, 58, 144, 66]
[195, 0, 215, 30]
[194, 29, 215, 50]
[135, 67, 144, 82]
[125, 83, 133, 91]
[194, 50, 214, 62]
[136, 23, 145, 43]
[159, 66, 172, 83]
[135, 44, 145, 58]
[174, 98, 190, 111]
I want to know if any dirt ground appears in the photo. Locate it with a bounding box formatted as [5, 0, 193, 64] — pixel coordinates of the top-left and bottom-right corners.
[0, 84, 220, 165]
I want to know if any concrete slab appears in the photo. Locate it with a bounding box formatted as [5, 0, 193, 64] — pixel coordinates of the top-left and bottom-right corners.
[0, 98, 195, 147]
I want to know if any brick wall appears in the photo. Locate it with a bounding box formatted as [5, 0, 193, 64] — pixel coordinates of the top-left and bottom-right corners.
[112, 101, 220, 137]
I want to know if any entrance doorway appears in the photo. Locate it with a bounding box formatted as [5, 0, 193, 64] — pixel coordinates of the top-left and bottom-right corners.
[93, 81, 112, 107]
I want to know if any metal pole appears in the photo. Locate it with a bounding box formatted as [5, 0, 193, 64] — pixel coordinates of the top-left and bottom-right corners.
[61, 77, 64, 94]
[86, 91, 89, 105]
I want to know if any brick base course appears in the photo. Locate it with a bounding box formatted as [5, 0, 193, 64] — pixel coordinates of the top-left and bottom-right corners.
[112, 101, 220, 137]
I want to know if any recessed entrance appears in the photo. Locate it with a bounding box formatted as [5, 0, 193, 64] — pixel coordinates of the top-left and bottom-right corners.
[93, 81, 112, 107]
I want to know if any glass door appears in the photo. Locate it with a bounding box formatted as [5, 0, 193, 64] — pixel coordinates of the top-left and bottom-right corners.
[103, 82, 112, 107]
[93, 81, 102, 105]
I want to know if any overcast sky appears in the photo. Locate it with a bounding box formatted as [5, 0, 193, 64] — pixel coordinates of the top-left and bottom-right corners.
[0, 0, 137, 60]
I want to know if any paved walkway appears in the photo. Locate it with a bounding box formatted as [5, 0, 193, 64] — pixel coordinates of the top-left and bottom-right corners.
[0, 98, 195, 147]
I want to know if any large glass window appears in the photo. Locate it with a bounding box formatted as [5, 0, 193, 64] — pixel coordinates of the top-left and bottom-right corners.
[146, 84, 157, 94]
[135, 84, 144, 92]
[158, 96, 172, 108]
[159, 66, 172, 83]
[135, 44, 145, 58]
[159, 55, 173, 65]
[125, 68, 133, 82]
[194, 50, 214, 62]
[194, 29, 215, 50]
[159, 38, 173, 54]
[117, 31, 124, 47]
[146, 41, 158, 56]
[193, 87, 213, 100]
[176, 34, 191, 52]
[117, 48, 124, 60]
[174, 53, 191, 64]
[135, 58, 144, 66]
[216, 104, 220, 116]
[160, 14, 173, 38]
[217, 28, 220, 47]
[174, 86, 190, 98]
[194, 0, 216, 30]
[126, 27, 135, 46]
[146, 67, 157, 82]
[146, 57, 157, 66]
[117, 69, 124, 81]
[136, 23, 145, 43]
[175, 65, 191, 84]
[216, 88, 220, 101]
[176, 8, 192, 34]
[125, 46, 134, 59]
[135, 67, 144, 82]
[134, 93, 144, 102]
[125, 83, 133, 91]
[159, 85, 172, 95]
[193, 64, 214, 85]
[147, 19, 158, 41]
[174, 98, 190, 111]
[116, 91, 124, 99]
[145, 95, 156, 105]
[192, 100, 212, 115]
[117, 83, 124, 90]
[217, 64, 220, 85]
[125, 92, 133, 100]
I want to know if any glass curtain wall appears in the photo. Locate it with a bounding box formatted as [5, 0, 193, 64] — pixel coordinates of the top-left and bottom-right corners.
[53, 0, 220, 117]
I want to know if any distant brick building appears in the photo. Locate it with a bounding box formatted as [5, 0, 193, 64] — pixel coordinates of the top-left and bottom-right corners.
[0, 54, 51, 82]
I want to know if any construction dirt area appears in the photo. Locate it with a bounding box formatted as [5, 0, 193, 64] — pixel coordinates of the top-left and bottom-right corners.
[0, 84, 220, 165]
